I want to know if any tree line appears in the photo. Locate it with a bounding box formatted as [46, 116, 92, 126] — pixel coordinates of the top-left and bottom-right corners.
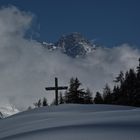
[94, 58, 140, 107]
[34, 58, 140, 108]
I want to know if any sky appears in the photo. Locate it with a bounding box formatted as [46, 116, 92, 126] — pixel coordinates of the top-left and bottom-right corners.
[0, 0, 140, 47]
[0, 1, 140, 110]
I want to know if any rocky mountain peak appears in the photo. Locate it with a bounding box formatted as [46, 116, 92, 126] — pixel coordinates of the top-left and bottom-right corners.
[55, 32, 95, 57]
[42, 32, 96, 58]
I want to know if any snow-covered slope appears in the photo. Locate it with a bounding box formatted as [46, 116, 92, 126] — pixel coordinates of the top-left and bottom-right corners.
[0, 104, 140, 140]
[0, 105, 19, 118]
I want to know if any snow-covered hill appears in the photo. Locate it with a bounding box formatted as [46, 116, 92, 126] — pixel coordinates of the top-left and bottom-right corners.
[0, 104, 140, 140]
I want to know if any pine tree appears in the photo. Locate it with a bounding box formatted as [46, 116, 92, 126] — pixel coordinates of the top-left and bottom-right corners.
[27, 106, 32, 110]
[124, 69, 137, 105]
[43, 97, 48, 106]
[136, 58, 140, 78]
[34, 99, 42, 108]
[111, 85, 120, 104]
[94, 92, 103, 104]
[103, 84, 112, 104]
[114, 71, 124, 85]
[83, 88, 93, 104]
[59, 92, 65, 104]
[65, 77, 76, 103]
[65, 77, 84, 104]
[134, 58, 140, 106]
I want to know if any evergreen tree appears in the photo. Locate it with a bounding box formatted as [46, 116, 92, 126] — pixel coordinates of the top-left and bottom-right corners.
[114, 71, 124, 85]
[43, 97, 48, 106]
[111, 85, 120, 104]
[124, 69, 137, 105]
[34, 99, 42, 108]
[94, 92, 103, 104]
[103, 84, 112, 104]
[27, 106, 32, 110]
[83, 88, 93, 104]
[136, 58, 140, 78]
[65, 77, 76, 103]
[59, 92, 65, 104]
[65, 77, 84, 104]
[134, 58, 140, 106]
[84, 88, 93, 104]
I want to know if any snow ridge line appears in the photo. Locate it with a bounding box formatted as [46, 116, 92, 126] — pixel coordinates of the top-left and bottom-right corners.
[1, 120, 140, 140]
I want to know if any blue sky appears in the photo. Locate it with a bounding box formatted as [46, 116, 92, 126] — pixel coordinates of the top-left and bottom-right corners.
[0, 0, 140, 47]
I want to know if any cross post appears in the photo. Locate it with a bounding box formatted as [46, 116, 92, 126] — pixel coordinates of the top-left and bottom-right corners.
[45, 77, 68, 105]
[55, 77, 58, 106]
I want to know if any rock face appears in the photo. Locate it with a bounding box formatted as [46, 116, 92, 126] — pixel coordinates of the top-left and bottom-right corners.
[56, 32, 95, 57]
[42, 32, 96, 58]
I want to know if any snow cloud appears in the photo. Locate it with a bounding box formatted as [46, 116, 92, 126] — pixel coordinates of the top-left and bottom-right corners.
[0, 6, 139, 110]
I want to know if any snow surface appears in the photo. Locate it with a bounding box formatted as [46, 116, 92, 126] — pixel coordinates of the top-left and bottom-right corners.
[0, 104, 140, 140]
[0, 105, 19, 118]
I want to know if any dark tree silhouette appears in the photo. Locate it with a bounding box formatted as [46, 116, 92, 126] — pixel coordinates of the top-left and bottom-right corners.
[103, 84, 112, 104]
[59, 92, 65, 104]
[137, 58, 140, 78]
[135, 58, 140, 106]
[111, 85, 120, 104]
[94, 92, 103, 104]
[98, 58, 140, 107]
[83, 88, 93, 104]
[114, 71, 124, 85]
[34, 99, 42, 108]
[65, 77, 87, 104]
[43, 97, 48, 106]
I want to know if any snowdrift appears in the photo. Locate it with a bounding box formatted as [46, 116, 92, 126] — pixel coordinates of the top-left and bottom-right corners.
[0, 104, 140, 140]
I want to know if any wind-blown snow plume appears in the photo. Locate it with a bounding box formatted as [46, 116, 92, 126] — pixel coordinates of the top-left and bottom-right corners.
[0, 6, 139, 110]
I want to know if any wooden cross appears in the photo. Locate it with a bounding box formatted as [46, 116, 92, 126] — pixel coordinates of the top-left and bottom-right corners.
[45, 77, 68, 105]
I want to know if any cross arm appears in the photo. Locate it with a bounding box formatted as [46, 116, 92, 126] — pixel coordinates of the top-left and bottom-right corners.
[45, 87, 56, 90]
[57, 86, 68, 90]
[45, 86, 68, 91]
